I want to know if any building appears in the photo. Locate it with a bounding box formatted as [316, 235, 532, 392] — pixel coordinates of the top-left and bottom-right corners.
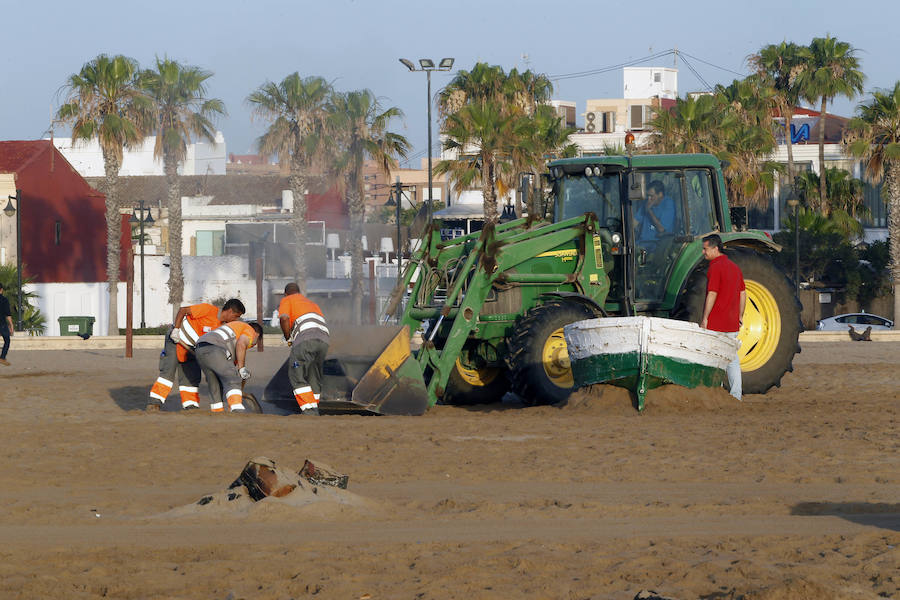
[0, 140, 128, 335]
[51, 133, 227, 177]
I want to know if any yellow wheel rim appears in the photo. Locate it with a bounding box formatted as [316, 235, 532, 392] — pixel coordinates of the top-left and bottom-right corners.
[454, 358, 499, 387]
[739, 279, 781, 372]
[542, 327, 573, 388]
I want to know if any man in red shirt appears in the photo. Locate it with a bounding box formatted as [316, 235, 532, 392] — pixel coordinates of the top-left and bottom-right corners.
[700, 234, 746, 400]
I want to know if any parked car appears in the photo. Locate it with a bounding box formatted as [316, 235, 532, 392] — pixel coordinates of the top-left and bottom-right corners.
[816, 312, 893, 331]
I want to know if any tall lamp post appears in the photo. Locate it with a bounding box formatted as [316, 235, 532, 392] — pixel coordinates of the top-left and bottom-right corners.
[129, 200, 154, 329]
[786, 192, 800, 297]
[3, 189, 23, 331]
[399, 57, 455, 224]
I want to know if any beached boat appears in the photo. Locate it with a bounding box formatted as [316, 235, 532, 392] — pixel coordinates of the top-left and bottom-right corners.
[563, 316, 740, 411]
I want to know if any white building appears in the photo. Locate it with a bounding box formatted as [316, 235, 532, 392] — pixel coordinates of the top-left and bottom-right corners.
[50, 133, 227, 177]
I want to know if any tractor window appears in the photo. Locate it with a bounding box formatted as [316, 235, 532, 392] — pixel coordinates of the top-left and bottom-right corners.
[685, 169, 717, 236]
[554, 173, 622, 225]
[632, 170, 687, 301]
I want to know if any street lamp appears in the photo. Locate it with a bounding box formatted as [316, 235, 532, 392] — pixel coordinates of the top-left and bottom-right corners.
[129, 200, 154, 329]
[399, 56, 455, 224]
[3, 189, 23, 331]
[786, 191, 800, 297]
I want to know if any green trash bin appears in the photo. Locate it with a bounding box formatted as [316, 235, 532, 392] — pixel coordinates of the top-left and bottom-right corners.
[58, 316, 96, 336]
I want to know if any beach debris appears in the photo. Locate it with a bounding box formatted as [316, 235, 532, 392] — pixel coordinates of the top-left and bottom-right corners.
[848, 324, 872, 341]
[634, 591, 677, 600]
[225, 456, 350, 503]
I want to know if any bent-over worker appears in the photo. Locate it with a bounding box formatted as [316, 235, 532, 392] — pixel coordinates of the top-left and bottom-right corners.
[279, 283, 329, 416]
[147, 299, 245, 411]
[195, 320, 263, 413]
[700, 234, 746, 400]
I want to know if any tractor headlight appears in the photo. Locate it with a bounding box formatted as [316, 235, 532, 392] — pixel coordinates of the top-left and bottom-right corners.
[611, 233, 622, 244]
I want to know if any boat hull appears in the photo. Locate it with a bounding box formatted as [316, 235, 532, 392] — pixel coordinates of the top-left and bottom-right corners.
[564, 317, 740, 410]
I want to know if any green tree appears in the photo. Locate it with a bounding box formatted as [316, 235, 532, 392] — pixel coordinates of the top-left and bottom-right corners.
[57, 54, 150, 333]
[248, 74, 332, 291]
[793, 167, 866, 225]
[799, 36, 865, 210]
[845, 81, 900, 327]
[0, 264, 45, 335]
[328, 89, 409, 324]
[748, 41, 811, 181]
[139, 58, 225, 315]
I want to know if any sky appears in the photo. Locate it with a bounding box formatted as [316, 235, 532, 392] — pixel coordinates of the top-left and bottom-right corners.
[3, 0, 900, 168]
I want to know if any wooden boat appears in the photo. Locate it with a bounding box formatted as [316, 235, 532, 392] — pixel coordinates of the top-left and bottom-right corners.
[563, 317, 740, 411]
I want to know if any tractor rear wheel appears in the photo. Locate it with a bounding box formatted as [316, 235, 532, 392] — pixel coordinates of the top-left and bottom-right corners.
[505, 301, 597, 405]
[672, 249, 801, 394]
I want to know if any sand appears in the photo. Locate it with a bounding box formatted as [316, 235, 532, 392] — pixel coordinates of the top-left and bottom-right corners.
[0, 341, 897, 599]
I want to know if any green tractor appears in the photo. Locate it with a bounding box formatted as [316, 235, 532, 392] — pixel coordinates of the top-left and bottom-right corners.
[320, 153, 801, 414]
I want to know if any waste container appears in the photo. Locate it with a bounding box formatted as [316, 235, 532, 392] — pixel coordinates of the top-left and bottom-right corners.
[58, 316, 95, 336]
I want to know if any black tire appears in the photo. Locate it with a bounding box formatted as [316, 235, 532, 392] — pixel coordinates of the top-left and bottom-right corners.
[443, 358, 509, 405]
[505, 301, 598, 405]
[242, 392, 263, 414]
[672, 249, 801, 394]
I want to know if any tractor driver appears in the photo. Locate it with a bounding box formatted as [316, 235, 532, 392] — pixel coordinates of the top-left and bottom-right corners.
[634, 180, 676, 246]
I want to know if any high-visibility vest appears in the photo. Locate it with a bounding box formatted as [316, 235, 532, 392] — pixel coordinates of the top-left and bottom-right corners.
[279, 293, 329, 344]
[199, 321, 257, 360]
[179, 303, 221, 349]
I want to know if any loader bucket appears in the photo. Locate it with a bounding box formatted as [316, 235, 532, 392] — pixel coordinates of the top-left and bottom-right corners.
[342, 325, 428, 415]
[264, 324, 429, 415]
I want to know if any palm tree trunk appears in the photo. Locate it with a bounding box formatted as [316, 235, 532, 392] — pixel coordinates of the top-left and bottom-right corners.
[784, 106, 795, 184]
[164, 154, 183, 319]
[289, 164, 308, 293]
[818, 97, 828, 211]
[347, 174, 365, 325]
[887, 162, 900, 329]
[101, 150, 121, 334]
[482, 156, 498, 224]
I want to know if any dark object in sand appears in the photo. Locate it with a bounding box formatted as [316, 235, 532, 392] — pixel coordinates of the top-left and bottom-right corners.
[300, 459, 349, 489]
[848, 324, 872, 341]
[634, 591, 677, 600]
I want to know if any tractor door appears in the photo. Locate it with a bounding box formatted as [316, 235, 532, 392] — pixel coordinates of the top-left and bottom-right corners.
[630, 170, 691, 303]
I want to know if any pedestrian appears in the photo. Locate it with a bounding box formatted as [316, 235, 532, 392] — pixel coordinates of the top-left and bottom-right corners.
[279, 282, 329, 415]
[0, 282, 13, 366]
[147, 299, 246, 411]
[700, 234, 746, 400]
[195, 320, 263, 413]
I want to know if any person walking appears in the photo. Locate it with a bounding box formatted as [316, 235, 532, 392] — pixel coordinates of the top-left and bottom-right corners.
[147, 299, 246, 411]
[195, 320, 263, 413]
[279, 282, 329, 415]
[700, 234, 746, 400]
[0, 283, 13, 366]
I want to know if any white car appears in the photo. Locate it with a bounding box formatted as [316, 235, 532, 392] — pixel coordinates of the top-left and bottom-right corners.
[816, 312, 893, 331]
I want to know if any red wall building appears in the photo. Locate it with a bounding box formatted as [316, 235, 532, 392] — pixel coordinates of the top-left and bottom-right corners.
[0, 140, 128, 283]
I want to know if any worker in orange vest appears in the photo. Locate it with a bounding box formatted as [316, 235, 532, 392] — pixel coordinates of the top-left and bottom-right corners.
[279, 282, 329, 415]
[147, 299, 246, 411]
[195, 320, 264, 412]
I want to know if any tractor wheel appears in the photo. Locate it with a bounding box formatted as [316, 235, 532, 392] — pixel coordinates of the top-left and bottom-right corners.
[443, 357, 509, 405]
[505, 301, 597, 405]
[672, 249, 801, 394]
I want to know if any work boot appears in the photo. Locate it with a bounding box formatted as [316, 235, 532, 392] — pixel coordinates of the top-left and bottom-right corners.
[145, 399, 163, 412]
[0, 358, 9, 366]
[301, 407, 320, 416]
[230, 407, 246, 413]
[182, 404, 199, 411]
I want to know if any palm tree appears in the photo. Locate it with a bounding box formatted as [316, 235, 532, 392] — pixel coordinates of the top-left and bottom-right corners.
[748, 41, 811, 182]
[799, 36, 865, 210]
[57, 54, 149, 333]
[328, 90, 409, 324]
[647, 93, 719, 154]
[248, 74, 332, 291]
[139, 58, 225, 314]
[845, 81, 900, 327]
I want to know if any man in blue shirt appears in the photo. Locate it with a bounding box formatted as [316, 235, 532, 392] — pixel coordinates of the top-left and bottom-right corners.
[635, 180, 676, 245]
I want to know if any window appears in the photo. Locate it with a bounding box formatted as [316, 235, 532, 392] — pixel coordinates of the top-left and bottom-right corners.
[195, 230, 225, 256]
[685, 170, 717, 235]
[55, 221, 62, 245]
[653, 72, 661, 83]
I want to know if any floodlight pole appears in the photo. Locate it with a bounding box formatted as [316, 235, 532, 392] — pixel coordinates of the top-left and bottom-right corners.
[426, 69, 433, 224]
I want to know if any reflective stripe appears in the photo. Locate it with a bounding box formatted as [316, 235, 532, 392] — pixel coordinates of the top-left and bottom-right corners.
[294, 386, 313, 395]
[313, 393, 320, 400]
[299, 402, 318, 410]
[298, 321, 330, 334]
[214, 328, 232, 341]
[182, 400, 200, 408]
[295, 312, 326, 325]
[210, 402, 224, 411]
[229, 404, 245, 411]
[156, 377, 174, 388]
[226, 388, 243, 398]
[180, 320, 201, 348]
[179, 386, 199, 393]
[149, 392, 167, 402]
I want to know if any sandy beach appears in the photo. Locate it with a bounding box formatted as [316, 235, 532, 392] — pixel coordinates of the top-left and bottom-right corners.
[0, 340, 897, 599]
